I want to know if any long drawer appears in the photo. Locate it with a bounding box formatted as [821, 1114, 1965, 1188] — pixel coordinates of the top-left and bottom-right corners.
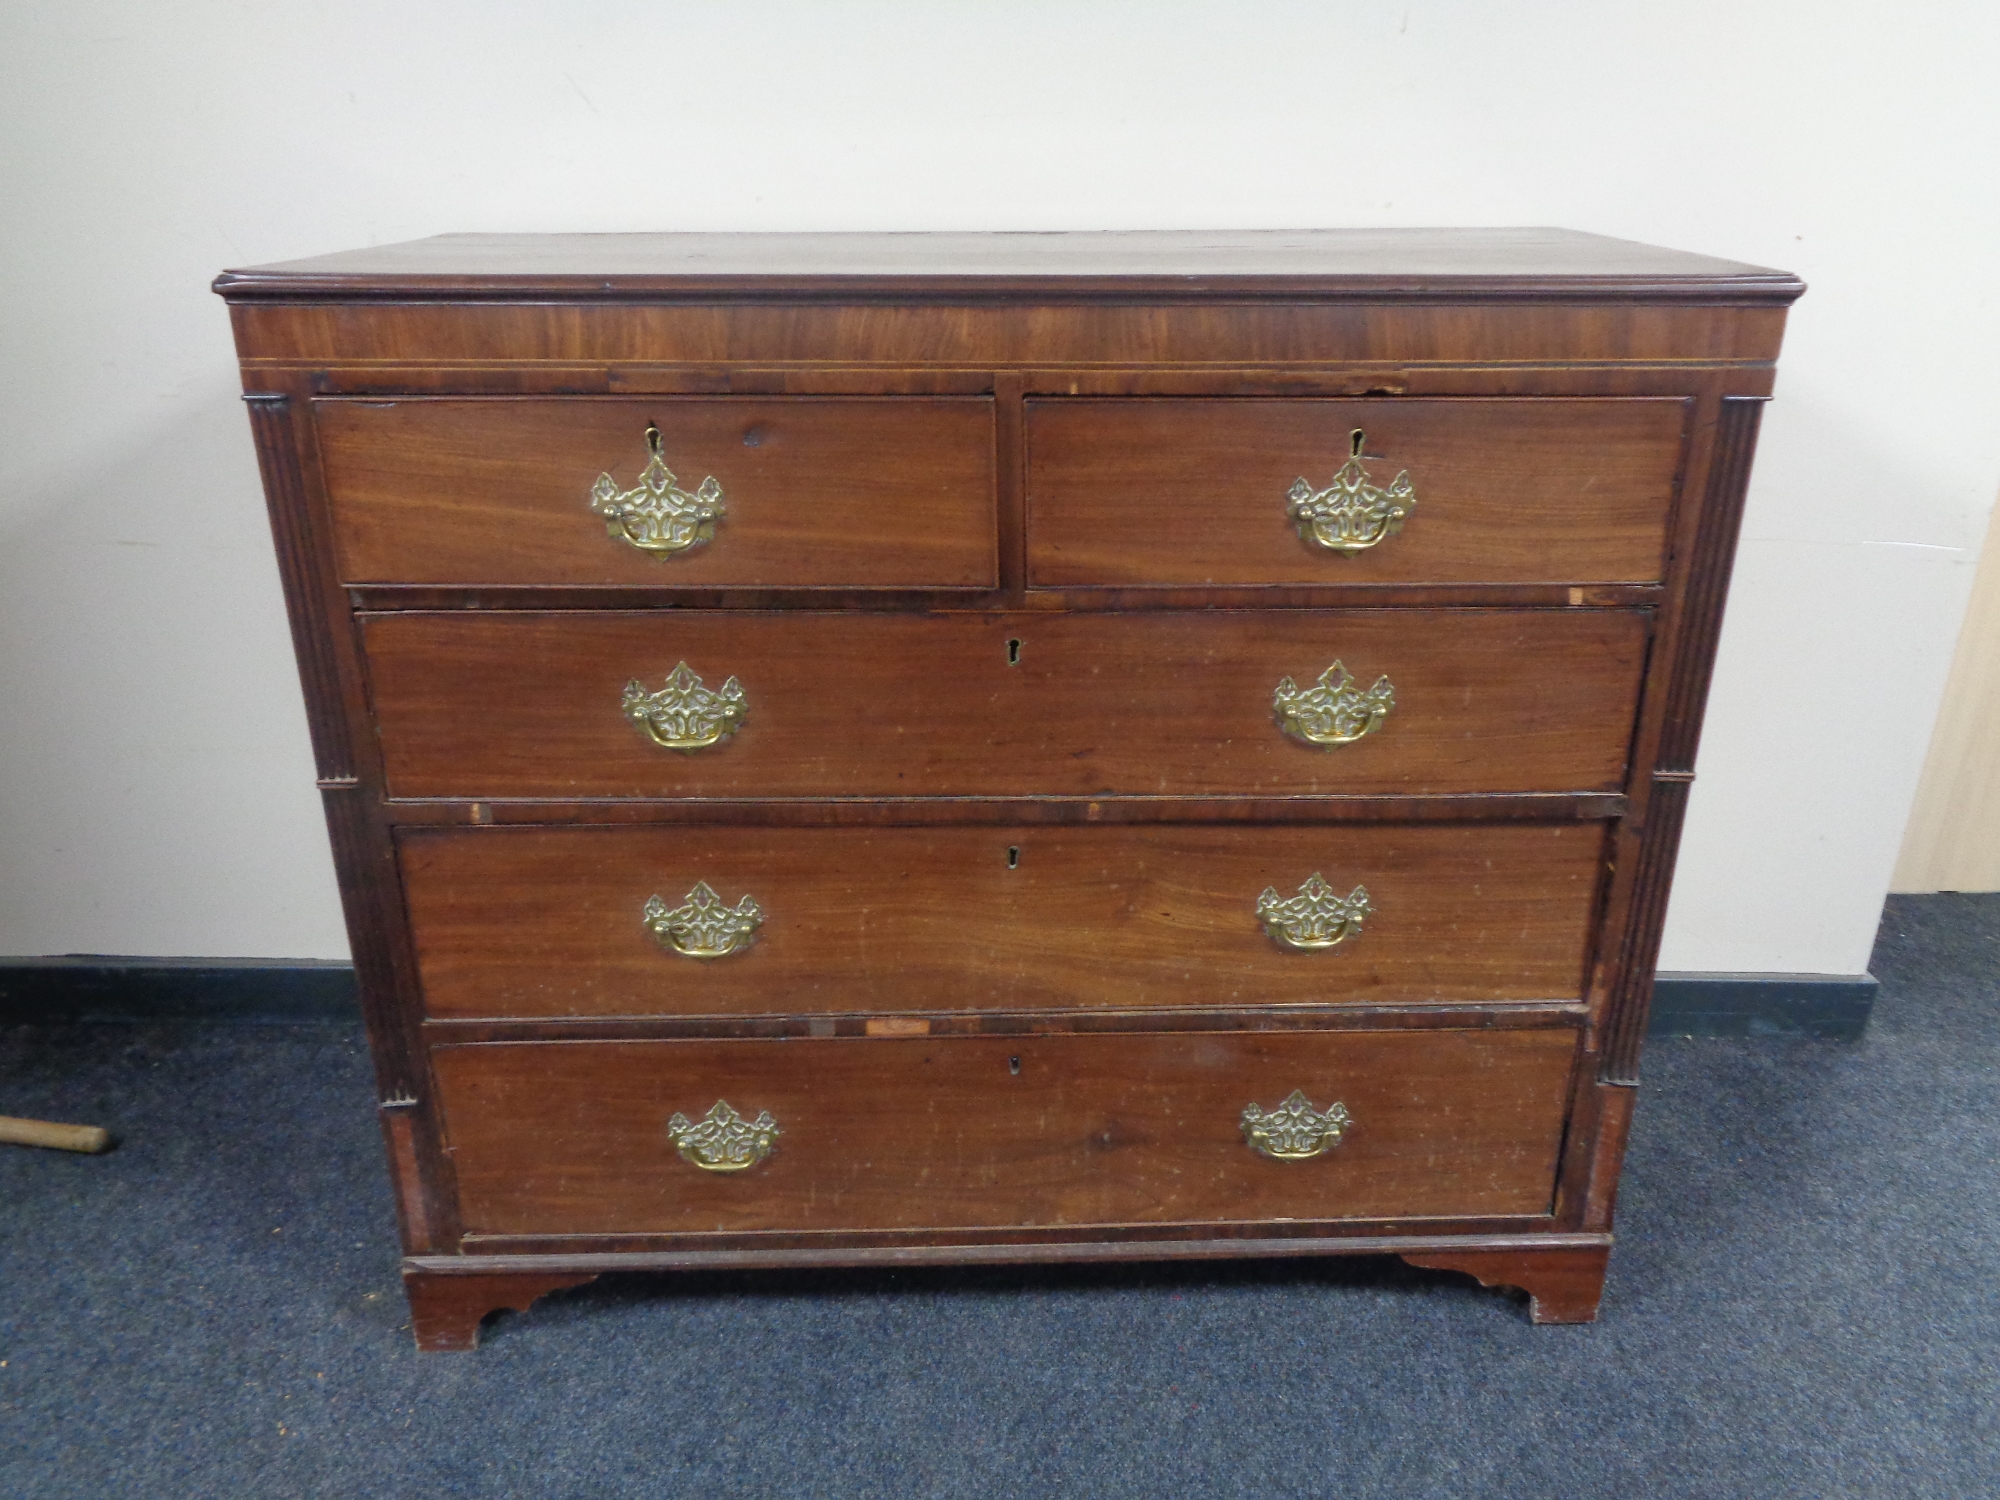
[315, 396, 998, 587]
[432, 1028, 1578, 1237]
[401, 822, 1605, 1018]
[362, 608, 1649, 799]
[1026, 397, 1688, 586]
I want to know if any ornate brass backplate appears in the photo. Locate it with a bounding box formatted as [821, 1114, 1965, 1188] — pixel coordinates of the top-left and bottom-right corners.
[643, 881, 763, 960]
[1286, 429, 1415, 554]
[1241, 1089, 1351, 1160]
[590, 423, 726, 556]
[667, 1101, 781, 1172]
[1273, 661, 1394, 746]
[622, 662, 746, 751]
[1256, 874, 1373, 951]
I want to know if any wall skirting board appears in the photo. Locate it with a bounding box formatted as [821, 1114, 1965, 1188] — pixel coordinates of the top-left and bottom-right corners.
[0, 957, 359, 1026]
[0, 957, 1877, 1039]
[1648, 972, 1876, 1040]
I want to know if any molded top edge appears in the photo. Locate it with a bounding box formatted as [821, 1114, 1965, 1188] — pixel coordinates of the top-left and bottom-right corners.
[214, 228, 1806, 303]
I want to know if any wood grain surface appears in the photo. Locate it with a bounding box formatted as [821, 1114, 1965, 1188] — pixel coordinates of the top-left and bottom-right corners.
[216, 229, 1800, 1332]
[315, 396, 997, 587]
[361, 608, 1649, 800]
[218, 227, 1802, 298]
[430, 1027, 1578, 1235]
[231, 302, 1792, 370]
[1400, 1243, 1610, 1323]
[402, 1268, 600, 1352]
[399, 821, 1606, 1018]
[1027, 398, 1687, 586]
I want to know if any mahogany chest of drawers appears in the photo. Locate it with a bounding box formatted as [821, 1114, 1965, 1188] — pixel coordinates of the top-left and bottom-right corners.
[216, 230, 1802, 1349]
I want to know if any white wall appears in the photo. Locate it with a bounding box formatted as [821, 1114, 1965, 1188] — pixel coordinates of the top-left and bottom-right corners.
[2, 2, 1995, 971]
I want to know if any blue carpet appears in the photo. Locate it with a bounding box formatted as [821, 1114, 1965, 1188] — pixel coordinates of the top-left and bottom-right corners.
[2, 894, 1994, 1499]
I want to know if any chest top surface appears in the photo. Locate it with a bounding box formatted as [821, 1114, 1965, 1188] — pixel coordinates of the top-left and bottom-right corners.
[214, 227, 1803, 303]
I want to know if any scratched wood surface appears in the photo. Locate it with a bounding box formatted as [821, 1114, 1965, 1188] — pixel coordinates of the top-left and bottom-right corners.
[399, 820, 1606, 1018]
[362, 608, 1649, 800]
[1026, 397, 1688, 587]
[228, 303, 1794, 370]
[216, 230, 1801, 1339]
[218, 227, 1798, 292]
[315, 396, 998, 587]
[430, 1027, 1578, 1235]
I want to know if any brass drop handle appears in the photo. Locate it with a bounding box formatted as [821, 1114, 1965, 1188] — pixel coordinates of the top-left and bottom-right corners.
[668, 1101, 781, 1171]
[590, 422, 726, 556]
[1273, 661, 1394, 746]
[1241, 1090, 1350, 1160]
[622, 662, 746, 751]
[643, 882, 763, 959]
[1286, 428, 1415, 554]
[1256, 874, 1372, 951]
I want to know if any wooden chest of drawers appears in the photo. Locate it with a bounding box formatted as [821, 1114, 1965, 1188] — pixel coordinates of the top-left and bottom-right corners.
[216, 230, 1801, 1349]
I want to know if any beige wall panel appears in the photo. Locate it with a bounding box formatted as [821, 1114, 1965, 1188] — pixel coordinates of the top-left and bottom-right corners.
[1895, 503, 2000, 893]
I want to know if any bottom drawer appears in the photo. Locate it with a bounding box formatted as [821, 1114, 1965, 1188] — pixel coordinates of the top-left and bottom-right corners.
[431, 1028, 1577, 1237]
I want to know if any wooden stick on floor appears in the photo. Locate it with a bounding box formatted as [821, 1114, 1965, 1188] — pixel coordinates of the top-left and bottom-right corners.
[0, 1116, 113, 1153]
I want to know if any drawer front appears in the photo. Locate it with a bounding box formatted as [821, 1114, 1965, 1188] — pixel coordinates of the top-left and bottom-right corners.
[1026, 397, 1687, 586]
[432, 1028, 1577, 1236]
[363, 608, 1647, 799]
[402, 822, 1603, 1018]
[315, 397, 998, 587]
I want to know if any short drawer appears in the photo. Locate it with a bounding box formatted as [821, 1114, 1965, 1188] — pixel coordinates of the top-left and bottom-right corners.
[314, 397, 998, 587]
[1026, 397, 1688, 587]
[401, 821, 1605, 1018]
[432, 1027, 1577, 1237]
[362, 608, 1648, 799]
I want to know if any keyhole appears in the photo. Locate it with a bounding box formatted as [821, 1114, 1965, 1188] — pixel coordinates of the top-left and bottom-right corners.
[645, 422, 663, 456]
[1349, 427, 1366, 458]
[1006, 845, 1020, 869]
[1006, 638, 1022, 666]
[1008, 1056, 1022, 1076]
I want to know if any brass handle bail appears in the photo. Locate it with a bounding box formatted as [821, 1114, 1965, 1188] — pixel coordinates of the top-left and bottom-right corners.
[622, 662, 746, 751]
[643, 881, 763, 960]
[1285, 428, 1415, 554]
[1273, 660, 1394, 746]
[1241, 1090, 1350, 1160]
[668, 1101, 780, 1171]
[590, 424, 726, 556]
[1256, 874, 1373, 951]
